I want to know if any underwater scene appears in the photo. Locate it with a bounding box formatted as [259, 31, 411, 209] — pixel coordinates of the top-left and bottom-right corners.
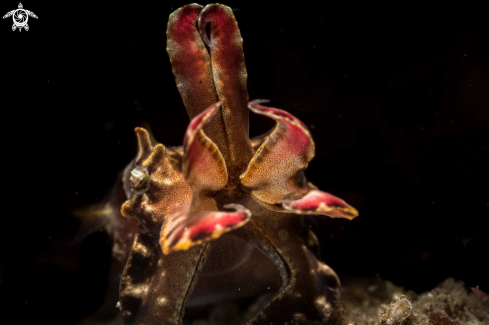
[1, 1, 488, 324]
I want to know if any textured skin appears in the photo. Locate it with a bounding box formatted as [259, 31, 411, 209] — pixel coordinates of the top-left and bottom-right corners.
[197, 4, 253, 167]
[121, 130, 193, 235]
[114, 3, 360, 324]
[283, 189, 358, 219]
[166, 4, 228, 159]
[241, 100, 316, 204]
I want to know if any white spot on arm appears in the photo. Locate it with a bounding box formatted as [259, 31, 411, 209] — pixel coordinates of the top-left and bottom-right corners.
[158, 297, 167, 306]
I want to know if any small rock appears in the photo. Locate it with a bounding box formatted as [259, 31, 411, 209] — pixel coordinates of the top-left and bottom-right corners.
[379, 293, 413, 325]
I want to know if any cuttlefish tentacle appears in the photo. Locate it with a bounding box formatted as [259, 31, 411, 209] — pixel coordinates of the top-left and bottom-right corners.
[241, 216, 340, 324]
[283, 189, 359, 220]
[166, 4, 228, 159]
[120, 233, 212, 325]
[240, 99, 315, 204]
[161, 204, 251, 254]
[198, 4, 254, 169]
[182, 102, 228, 203]
[241, 100, 359, 220]
[285, 169, 358, 220]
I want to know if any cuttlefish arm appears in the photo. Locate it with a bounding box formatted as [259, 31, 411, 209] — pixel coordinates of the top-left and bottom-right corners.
[241, 100, 358, 220]
[198, 4, 253, 165]
[167, 3, 228, 158]
[168, 3, 253, 167]
[239, 215, 341, 324]
[119, 128, 211, 325]
[160, 102, 251, 255]
[120, 234, 212, 325]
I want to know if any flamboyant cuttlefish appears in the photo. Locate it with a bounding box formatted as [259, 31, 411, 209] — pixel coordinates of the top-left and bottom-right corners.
[84, 3, 359, 324]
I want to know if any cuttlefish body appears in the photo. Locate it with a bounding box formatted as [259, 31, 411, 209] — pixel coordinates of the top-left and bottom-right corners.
[91, 4, 358, 324]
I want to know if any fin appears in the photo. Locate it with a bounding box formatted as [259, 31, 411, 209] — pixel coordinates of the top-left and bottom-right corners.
[72, 169, 129, 244]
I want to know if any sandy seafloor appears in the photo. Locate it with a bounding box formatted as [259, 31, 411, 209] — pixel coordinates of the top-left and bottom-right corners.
[77, 274, 488, 325]
[176, 276, 488, 325]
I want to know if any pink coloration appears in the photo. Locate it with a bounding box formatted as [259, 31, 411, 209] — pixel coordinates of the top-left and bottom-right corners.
[249, 100, 312, 153]
[240, 100, 315, 204]
[163, 204, 251, 253]
[166, 4, 229, 159]
[110, 4, 360, 324]
[249, 100, 310, 130]
[198, 4, 236, 47]
[197, 5, 253, 164]
[182, 102, 227, 193]
[188, 205, 251, 241]
[286, 190, 347, 210]
[283, 189, 359, 219]
[183, 102, 221, 148]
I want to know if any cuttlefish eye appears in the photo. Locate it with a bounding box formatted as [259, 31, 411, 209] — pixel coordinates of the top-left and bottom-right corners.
[129, 166, 150, 194]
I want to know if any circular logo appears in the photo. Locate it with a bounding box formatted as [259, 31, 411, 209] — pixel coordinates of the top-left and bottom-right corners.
[13, 9, 28, 27]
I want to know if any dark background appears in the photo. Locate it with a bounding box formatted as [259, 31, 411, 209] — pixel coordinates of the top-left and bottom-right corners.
[1, 1, 488, 324]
